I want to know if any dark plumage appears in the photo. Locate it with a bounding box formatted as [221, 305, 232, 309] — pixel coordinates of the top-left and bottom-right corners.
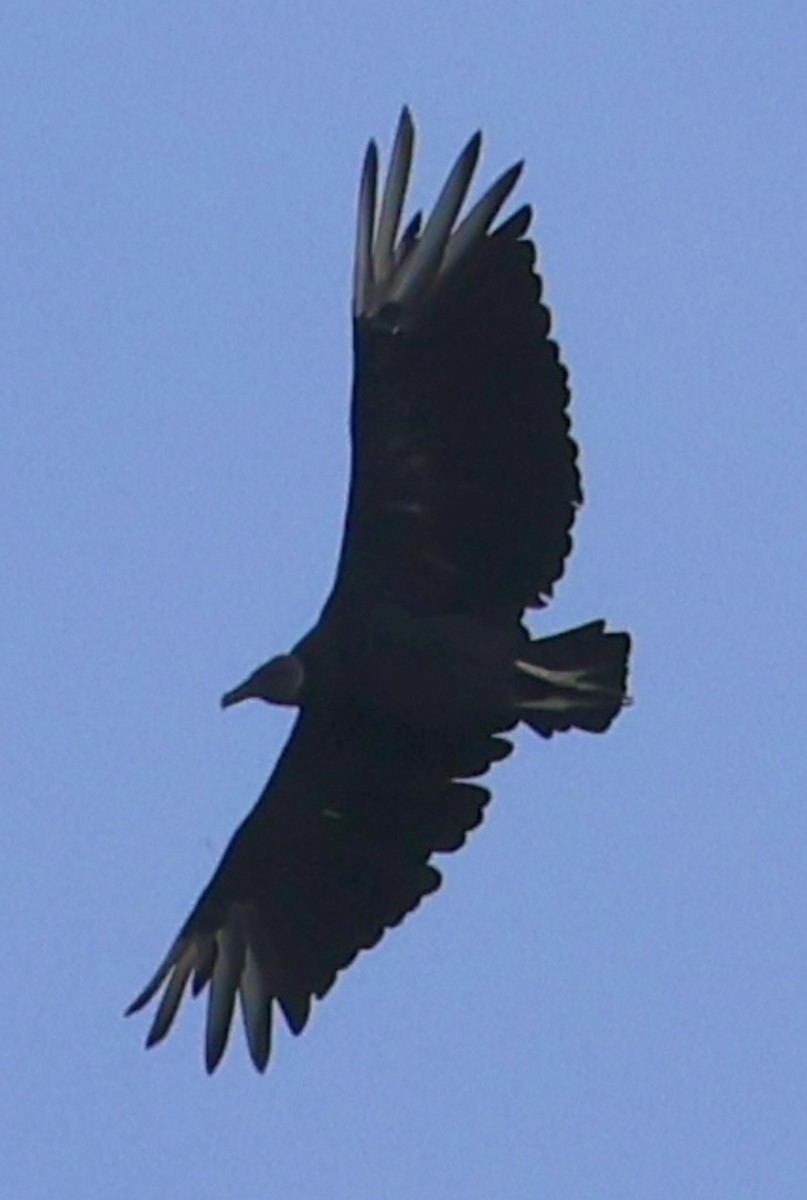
[127, 110, 631, 1073]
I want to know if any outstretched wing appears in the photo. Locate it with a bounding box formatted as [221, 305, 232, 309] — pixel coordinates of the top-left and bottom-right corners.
[127, 709, 510, 1073]
[334, 109, 581, 623]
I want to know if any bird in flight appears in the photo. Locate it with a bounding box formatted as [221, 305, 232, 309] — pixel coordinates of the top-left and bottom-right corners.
[127, 109, 631, 1073]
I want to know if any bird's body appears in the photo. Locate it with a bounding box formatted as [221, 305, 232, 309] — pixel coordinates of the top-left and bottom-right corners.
[128, 110, 631, 1072]
[299, 603, 518, 728]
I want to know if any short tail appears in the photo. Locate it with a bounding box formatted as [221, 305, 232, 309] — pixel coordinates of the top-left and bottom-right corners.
[516, 620, 631, 737]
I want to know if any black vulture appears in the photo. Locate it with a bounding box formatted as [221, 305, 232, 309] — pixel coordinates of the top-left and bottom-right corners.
[127, 110, 631, 1073]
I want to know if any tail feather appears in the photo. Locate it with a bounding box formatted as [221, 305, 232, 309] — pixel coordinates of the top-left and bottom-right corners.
[516, 620, 631, 737]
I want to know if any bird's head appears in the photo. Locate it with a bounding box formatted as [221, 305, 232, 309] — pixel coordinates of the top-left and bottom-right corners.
[221, 653, 305, 709]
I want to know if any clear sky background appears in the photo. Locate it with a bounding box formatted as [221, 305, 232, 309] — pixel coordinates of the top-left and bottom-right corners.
[3, 2, 806, 1197]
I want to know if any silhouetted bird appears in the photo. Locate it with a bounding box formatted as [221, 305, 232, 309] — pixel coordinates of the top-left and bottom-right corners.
[127, 110, 631, 1073]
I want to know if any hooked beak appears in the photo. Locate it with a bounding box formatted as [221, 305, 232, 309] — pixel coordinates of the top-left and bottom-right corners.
[220, 654, 305, 709]
[220, 679, 255, 709]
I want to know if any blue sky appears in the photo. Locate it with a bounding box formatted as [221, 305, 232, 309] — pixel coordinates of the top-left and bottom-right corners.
[3, 2, 807, 1197]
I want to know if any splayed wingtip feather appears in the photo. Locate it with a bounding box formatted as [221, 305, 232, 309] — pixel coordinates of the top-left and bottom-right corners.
[388, 129, 482, 311]
[125, 939, 186, 1017]
[353, 140, 378, 318]
[492, 203, 532, 241]
[279, 992, 311, 1036]
[373, 108, 415, 287]
[441, 160, 523, 276]
[145, 947, 198, 1048]
[205, 925, 247, 1073]
[239, 946, 272, 1072]
[354, 115, 528, 326]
